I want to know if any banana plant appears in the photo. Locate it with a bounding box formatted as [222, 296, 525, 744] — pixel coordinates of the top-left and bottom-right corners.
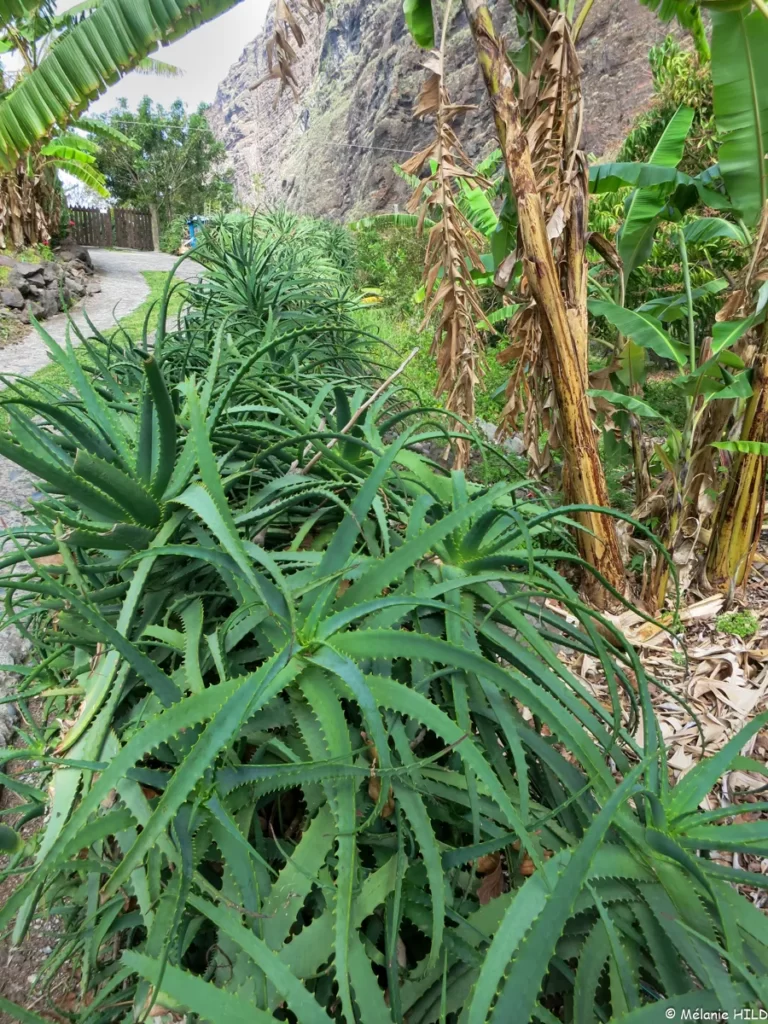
[616, 104, 695, 285]
[706, 0, 768, 227]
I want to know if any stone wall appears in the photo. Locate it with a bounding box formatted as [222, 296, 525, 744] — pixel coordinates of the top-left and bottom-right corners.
[0, 244, 100, 326]
[208, 0, 674, 221]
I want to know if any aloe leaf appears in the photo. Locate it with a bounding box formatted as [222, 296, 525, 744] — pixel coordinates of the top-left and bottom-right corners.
[0, 395, 122, 465]
[632, 899, 690, 996]
[0, 998, 52, 1024]
[666, 711, 768, 819]
[336, 482, 507, 610]
[188, 893, 333, 1022]
[32, 318, 134, 466]
[589, 989, 749, 1022]
[469, 760, 647, 1024]
[0, 678, 260, 933]
[297, 674, 357, 1024]
[573, 919, 610, 1024]
[74, 450, 163, 528]
[0, 436, 126, 522]
[122, 951, 274, 1023]
[261, 804, 335, 950]
[592, 887, 638, 1015]
[143, 355, 177, 498]
[104, 649, 300, 896]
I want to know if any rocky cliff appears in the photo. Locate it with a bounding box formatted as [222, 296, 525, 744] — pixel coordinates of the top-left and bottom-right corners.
[208, 0, 673, 220]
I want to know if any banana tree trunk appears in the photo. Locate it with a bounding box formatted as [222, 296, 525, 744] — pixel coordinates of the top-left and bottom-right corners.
[462, 0, 626, 605]
[706, 321, 768, 590]
[0, 160, 54, 250]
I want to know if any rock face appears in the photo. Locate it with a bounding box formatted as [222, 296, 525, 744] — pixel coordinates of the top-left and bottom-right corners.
[0, 243, 95, 325]
[208, 0, 674, 220]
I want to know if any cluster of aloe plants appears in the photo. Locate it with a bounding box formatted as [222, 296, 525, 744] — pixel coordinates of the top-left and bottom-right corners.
[1, 224, 768, 1024]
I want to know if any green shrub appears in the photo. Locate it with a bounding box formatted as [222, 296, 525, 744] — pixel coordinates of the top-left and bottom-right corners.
[354, 223, 426, 316]
[716, 609, 759, 638]
[643, 375, 689, 430]
[1, 226, 767, 1024]
[160, 214, 188, 254]
[15, 241, 54, 263]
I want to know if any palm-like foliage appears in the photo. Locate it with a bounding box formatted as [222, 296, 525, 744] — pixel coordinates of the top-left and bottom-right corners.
[0, 224, 767, 1023]
[0, 0, 243, 168]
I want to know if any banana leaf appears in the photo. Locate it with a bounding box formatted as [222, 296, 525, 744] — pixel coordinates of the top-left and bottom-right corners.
[710, 4, 768, 225]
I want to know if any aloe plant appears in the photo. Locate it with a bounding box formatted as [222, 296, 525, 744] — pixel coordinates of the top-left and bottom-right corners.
[1, 226, 767, 1024]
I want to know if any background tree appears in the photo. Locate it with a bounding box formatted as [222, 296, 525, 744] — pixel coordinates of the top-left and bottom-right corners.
[93, 97, 235, 252]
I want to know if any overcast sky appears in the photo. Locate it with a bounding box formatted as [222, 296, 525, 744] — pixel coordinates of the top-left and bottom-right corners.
[58, 0, 271, 113]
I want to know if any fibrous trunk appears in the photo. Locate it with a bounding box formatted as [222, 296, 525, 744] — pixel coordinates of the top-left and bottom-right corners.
[0, 160, 56, 250]
[462, 0, 626, 605]
[706, 320, 768, 590]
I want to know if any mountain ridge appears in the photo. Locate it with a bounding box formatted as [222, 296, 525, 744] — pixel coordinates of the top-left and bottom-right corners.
[208, 0, 675, 220]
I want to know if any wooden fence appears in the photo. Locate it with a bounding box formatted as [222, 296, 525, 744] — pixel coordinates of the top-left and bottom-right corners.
[69, 207, 154, 251]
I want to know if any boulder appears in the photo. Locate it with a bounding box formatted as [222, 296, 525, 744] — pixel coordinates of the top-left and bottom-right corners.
[15, 262, 44, 277]
[1, 287, 25, 309]
[0, 247, 98, 323]
[65, 274, 86, 298]
[6, 270, 30, 295]
[57, 243, 93, 271]
[40, 289, 59, 319]
[24, 300, 44, 322]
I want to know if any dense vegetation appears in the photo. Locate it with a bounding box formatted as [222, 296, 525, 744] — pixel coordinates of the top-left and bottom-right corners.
[0, 212, 767, 1024]
[1, 1, 768, 1022]
[91, 98, 236, 254]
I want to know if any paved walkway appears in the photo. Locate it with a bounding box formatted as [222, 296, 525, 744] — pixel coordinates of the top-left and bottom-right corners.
[0, 248, 195, 531]
[0, 248, 193, 378]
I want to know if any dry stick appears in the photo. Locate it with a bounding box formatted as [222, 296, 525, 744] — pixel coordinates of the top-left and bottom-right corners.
[299, 347, 420, 475]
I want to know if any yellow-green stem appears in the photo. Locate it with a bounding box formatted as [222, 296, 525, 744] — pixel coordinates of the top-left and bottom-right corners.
[679, 228, 697, 374]
[572, 0, 596, 42]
